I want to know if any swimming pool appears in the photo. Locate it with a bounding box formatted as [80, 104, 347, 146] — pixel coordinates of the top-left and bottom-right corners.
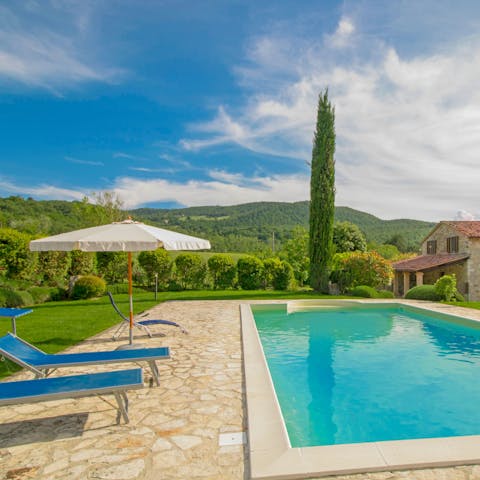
[252, 303, 480, 447]
[242, 300, 480, 479]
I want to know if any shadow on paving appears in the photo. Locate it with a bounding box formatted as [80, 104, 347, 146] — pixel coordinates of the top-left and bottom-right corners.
[0, 413, 88, 447]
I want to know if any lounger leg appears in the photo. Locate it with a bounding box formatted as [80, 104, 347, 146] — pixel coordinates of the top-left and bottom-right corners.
[114, 392, 130, 424]
[142, 324, 153, 338]
[148, 360, 160, 386]
[112, 322, 127, 341]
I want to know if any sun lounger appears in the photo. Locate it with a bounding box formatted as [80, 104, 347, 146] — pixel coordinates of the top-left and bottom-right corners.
[108, 291, 187, 340]
[0, 333, 169, 386]
[0, 368, 143, 423]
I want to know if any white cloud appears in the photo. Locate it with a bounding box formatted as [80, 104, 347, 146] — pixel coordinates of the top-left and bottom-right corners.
[0, 3, 123, 90]
[0, 178, 85, 201]
[180, 21, 480, 221]
[110, 173, 309, 209]
[325, 17, 355, 49]
[65, 156, 104, 166]
[454, 210, 478, 221]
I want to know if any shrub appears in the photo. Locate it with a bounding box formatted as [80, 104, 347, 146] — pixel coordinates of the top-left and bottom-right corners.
[349, 285, 379, 298]
[331, 251, 393, 292]
[96, 252, 128, 283]
[405, 285, 441, 301]
[174, 253, 207, 290]
[0, 288, 34, 307]
[454, 291, 465, 302]
[263, 258, 294, 290]
[377, 289, 395, 298]
[71, 275, 106, 299]
[138, 249, 172, 288]
[49, 287, 68, 301]
[434, 274, 457, 302]
[28, 286, 53, 304]
[0, 228, 34, 279]
[207, 254, 236, 289]
[237, 256, 264, 290]
[0, 289, 7, 307]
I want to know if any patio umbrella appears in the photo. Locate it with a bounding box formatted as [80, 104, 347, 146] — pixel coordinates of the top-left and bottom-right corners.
[30, 219, 211, 345]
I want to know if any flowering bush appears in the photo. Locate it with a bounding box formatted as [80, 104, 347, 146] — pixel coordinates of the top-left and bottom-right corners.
[331, 251, 393, 292]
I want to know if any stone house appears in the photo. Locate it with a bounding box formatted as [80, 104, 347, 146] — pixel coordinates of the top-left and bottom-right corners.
[392, 221, 480, 300]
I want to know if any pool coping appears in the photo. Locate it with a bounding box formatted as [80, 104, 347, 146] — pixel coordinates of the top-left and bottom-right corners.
[241, 299, 480, 480]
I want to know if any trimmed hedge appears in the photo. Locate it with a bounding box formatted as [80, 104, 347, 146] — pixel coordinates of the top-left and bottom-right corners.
[405, 284, 441, 301]
[377, 289, 395, 298]
[349, 285, 378, 298]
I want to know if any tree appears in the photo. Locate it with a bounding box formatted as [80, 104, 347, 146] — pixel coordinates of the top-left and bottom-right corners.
[279, 227, 309, 286]
[36, 251, 71, 286]
[369, 243, 400, 260]
[333, 221, 367, 253]
[69, 251, 97, 276]
[74, 191, 125, 227]
[309, 89, 336, 292]
[386, 234, 408, 253]
[138, 249, 172, 288]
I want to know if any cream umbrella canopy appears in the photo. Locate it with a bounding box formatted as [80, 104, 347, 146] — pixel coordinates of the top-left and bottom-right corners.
[30, 219, 211, 345]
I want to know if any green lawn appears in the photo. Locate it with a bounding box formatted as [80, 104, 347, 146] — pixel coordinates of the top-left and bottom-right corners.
[3, 292, 480, 379]
[0, 289, 342, 379]
[445, 301, 480, 310]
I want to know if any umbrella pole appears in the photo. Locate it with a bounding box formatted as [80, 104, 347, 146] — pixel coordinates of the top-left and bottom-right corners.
[128, 252, 134, 345]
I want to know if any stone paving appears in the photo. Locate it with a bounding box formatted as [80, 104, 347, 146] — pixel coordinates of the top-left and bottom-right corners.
[0, 300, 479, 480]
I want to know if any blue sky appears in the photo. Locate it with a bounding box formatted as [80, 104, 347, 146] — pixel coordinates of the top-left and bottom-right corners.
[1, 1, 480, 221]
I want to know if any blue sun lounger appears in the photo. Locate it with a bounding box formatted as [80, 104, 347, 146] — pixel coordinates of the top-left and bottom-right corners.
[0, 333, 169, 386]
[107, 292, 188, 340]
[0, 368, 143, 423]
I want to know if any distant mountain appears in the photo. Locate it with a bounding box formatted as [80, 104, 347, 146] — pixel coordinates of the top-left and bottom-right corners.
[0, 196, 435, 252]
[132, 201, 434, 250]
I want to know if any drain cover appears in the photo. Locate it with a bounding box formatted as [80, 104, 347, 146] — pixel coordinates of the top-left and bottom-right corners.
[218, 432, 246, 446]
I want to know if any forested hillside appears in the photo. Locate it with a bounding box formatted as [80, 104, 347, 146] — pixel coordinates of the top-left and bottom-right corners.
[0, 196, 435, 252]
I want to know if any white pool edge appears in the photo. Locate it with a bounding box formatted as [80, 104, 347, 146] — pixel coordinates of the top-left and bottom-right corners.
[241, 300, 480, 480]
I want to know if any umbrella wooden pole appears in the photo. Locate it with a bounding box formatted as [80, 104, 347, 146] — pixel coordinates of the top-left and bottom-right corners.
[128, 252, 134, 345]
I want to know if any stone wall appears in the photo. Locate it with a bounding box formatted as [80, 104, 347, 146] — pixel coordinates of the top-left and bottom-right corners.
[423, 261, 468, 296]
[421, 223, 480, 301]
[467, 238, 480, 301]
[421, 223, 468, 255]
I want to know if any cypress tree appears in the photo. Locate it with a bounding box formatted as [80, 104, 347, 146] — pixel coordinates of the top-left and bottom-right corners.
[309, 89, 336, 292]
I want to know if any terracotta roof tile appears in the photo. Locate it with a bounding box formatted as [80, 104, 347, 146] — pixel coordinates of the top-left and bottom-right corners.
[441, 221, 480, 237]
[393, 253, 469, 272]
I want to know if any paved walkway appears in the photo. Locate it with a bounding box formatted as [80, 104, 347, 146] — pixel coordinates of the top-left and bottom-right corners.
[0, 300, 479, 480]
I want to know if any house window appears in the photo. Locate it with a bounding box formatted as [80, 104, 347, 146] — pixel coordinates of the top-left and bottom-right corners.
[426, 240, 437, 254]
[446, 236, 459, 253]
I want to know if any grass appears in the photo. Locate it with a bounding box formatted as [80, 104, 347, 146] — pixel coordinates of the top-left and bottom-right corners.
[0, 289, 343, 379]
[445, 301, 480, 310]
[3, 291, 480, 379]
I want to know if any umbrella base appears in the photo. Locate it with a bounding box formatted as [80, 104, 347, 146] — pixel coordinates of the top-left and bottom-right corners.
[115, 343, 146, 351]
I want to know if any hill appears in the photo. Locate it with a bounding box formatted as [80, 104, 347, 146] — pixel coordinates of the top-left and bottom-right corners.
[0, 196, 435, 252]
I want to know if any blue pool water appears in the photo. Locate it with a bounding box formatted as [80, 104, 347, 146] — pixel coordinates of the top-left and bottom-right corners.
[252, 304, 480, 447]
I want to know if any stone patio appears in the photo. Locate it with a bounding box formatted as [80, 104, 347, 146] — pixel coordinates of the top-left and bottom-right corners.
[0, 300, 480, 480]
